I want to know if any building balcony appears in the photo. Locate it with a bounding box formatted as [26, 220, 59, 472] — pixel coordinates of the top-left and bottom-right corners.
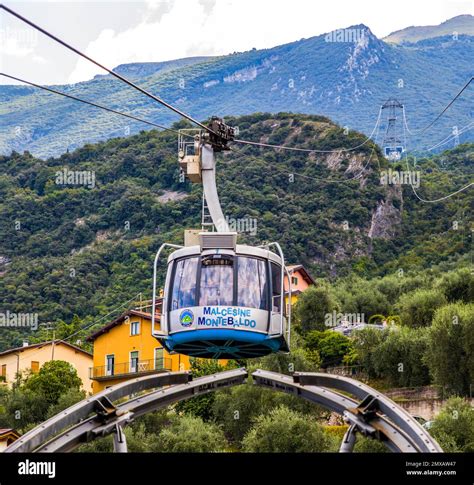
[89, 358, 172, 381]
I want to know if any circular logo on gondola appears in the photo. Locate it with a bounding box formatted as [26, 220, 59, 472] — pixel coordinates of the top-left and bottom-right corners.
[180, 309, 194, 327]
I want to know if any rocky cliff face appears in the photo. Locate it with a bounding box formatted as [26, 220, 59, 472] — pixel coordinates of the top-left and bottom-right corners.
[368, 185, 403, 240]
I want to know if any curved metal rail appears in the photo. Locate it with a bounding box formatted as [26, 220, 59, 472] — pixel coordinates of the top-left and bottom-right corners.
[5, 371, 191, 453]
[253, 370, 442, 453]
[4, 368, 442, 453]
[291, 371, 441, 453]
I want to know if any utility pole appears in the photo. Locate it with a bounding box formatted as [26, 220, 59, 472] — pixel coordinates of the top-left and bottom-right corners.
[40, 322, 56, 361]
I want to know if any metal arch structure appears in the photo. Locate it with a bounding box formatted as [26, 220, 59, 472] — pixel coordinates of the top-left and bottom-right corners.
[4, 368, 442, 454]
[254, 370, 442, 453]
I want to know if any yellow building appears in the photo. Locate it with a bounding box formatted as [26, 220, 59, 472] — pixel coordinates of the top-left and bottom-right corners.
[87, 309, 191, 393]
[0, 340, 93, 393]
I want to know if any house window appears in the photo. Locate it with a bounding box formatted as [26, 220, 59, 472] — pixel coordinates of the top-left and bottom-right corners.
[1, 364, 6, 379]
[130, 351, 139, 373]
[291, 276, 298, 286]
[130, 321, 140, 336]
[154, 348, 164, 370]
[106, 354, 115, 376]
[31, 361, 40, 373]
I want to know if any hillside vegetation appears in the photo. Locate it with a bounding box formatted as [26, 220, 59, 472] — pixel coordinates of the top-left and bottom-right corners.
[0, 112, 472, 351]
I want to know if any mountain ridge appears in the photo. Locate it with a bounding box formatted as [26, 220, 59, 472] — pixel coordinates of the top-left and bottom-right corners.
[1, 20, 473, 158]
[384, 14, 474, 44]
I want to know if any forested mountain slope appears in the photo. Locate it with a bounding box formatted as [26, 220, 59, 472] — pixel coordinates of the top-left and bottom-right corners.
[0, 113, 471, 350]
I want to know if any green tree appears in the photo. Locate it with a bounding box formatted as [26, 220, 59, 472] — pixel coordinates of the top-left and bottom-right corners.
[242, 406, 336, 452]
[425, 303, 474, 395]
[397, 289, 447, 327]
[4, 388, 49, 431]
[212, 378, 324, 445]
[372, 327, 430, 387]
[436, 268, 474, 304]
[76, 436, 113, 452]
[344, 287, 390, 320]
[175, 358, 236, 421]
[0, 386, 11, 428]
[304, 330, 354, 368]
[354, 436, 388, 453]
[351, 327, 388, 378]
[255, 332, 318, 373]
[25, 360, 82, 406]
[294, 284, 340, 333]
[47, 388, 86, 418]
[430, 397, 474, 452]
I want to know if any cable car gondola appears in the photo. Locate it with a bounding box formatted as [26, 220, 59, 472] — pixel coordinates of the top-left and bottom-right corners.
[151, 119, 291, 359]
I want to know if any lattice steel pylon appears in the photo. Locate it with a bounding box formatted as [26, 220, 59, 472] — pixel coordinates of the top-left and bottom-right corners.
[380, 99, 405, 161]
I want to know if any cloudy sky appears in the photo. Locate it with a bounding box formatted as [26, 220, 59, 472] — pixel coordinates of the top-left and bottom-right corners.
[1, 0, 473, 85]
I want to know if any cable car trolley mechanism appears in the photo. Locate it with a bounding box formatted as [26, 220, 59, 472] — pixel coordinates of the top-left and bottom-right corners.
[152, 118, 291, 359]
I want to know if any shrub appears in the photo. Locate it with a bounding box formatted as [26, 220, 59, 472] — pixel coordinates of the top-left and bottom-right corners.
[436, 268, 474, 304]
[430, 397, 474, 452]
[158, 415, 228, 452]
[242, 406, 336, 452]
[305, 330, 354, 368]
[372, 326, 431, 387]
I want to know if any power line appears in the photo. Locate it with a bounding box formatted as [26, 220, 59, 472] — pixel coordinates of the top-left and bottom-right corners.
[426, 122, 474, 152]
[401, 113, 473, 203]
[0, 3, 216, 136]
[406, 171, 473, 203]
[406, 77, 474, 136]
[0, 72, 193, 138]
[14, 293, 143, 364]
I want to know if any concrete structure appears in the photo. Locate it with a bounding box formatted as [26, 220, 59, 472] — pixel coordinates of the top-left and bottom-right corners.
[0, 341, 93, 393]
[384, 386, 474, 421]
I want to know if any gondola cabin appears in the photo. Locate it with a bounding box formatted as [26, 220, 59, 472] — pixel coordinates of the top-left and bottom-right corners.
[152, 233, 290, 359]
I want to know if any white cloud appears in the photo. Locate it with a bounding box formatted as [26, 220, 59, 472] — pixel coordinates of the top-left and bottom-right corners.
[56, 0, 473, 83]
